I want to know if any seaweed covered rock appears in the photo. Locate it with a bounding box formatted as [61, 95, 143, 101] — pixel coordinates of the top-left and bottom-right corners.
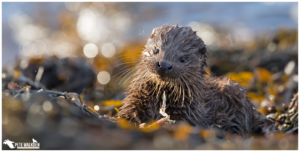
[17, 56, 96, 94]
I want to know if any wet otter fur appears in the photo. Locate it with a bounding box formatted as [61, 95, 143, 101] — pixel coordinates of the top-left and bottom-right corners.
[118, 25, 277, 137]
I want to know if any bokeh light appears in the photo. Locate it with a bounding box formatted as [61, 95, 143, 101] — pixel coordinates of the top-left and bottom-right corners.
[97, 71, 111, 84]
[3, 117, 24, 136]
[94, 105, 100, 111]
[53, 42, 76, 59]
[43, 101, 53, 112]
[188, 22, 216, 45]
[188, 22, 219, 50]
[65, 2, 81, 12]
[77, 7, 108, 43]
[20, 59, 29, 69]
[83, 43, 98, 58]
[101, 43, 116, 58]
[290, 5, 298, 22]
[27, 104, 45, 128]
[284, 61, 295, 76]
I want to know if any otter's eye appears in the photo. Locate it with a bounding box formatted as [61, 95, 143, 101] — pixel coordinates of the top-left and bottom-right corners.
[153, 49, 159, 55]
[179, 57, 185, 63]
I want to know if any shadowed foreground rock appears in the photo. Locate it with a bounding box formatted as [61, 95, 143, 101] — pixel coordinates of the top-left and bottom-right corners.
[2, 74, 298, 150]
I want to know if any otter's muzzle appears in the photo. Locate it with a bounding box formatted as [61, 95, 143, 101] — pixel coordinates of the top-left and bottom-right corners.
[156, 61, 173, 75]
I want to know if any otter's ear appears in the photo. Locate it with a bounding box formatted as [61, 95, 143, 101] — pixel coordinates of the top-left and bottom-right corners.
[150, 28, 159, 39]
[152, 28, 157, 35]
[152, 27, 161, 35]
[199, 45, 207, 55]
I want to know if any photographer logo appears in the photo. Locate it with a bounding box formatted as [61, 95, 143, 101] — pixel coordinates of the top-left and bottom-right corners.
[3, 138, 40, 149]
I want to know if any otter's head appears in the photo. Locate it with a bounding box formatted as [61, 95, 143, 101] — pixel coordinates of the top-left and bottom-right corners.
[142, 25, 207, 81]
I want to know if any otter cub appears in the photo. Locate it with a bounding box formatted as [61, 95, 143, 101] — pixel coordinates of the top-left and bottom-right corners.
[118, 25, 276, 137]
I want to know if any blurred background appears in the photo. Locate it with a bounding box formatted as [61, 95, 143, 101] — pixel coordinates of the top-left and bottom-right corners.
[2, 2, 298, 150]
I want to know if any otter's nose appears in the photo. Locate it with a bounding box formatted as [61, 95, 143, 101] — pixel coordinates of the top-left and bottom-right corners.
[156, 61, 173, 73]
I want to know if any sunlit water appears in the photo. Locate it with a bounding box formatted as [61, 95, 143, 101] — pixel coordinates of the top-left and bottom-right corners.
[2, 2, 298, 66]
